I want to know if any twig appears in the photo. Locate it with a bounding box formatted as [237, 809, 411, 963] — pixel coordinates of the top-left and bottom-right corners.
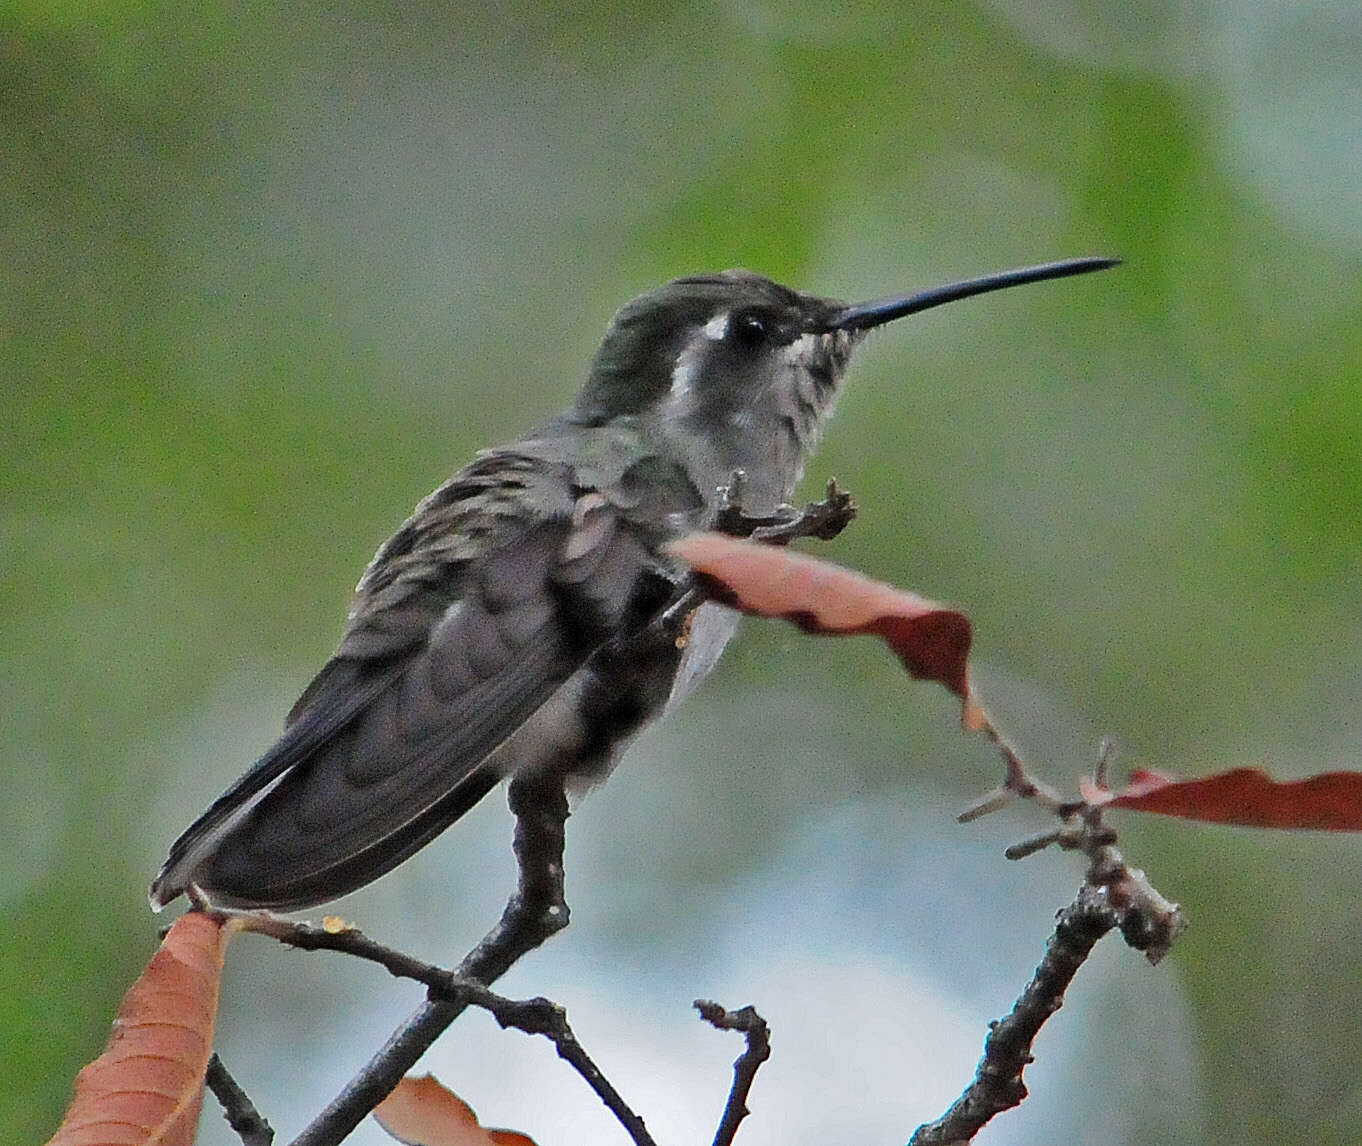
[218, 911, 480, 992]
[695, 1001, 771, 1146]
[219, 913, 514, 1006]
[485, 996, 658, 1146]
[909, 886, 1117, 1145]
[657, 473, 857, 654]
[713, 472, 857, 545]
[974, 736, 1186, 965]
[206, 1053, 275, 1146]
[287, 775, 571, 1146]
[957, 712, 1068, 819]
[1083, 830, 1185, 965]
[932, 739, 1187, 1140]
[217, 907, 658, 1146]
[656, 471, 857, 633]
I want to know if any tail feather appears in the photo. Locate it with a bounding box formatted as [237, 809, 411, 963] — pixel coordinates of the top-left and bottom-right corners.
[191, 762, 503, 909]
[148, 658, 400, 909]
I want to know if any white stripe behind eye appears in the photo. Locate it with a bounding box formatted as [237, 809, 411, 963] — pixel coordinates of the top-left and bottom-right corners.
[670, 353, 697, 398]
[671, 312, 729, 401]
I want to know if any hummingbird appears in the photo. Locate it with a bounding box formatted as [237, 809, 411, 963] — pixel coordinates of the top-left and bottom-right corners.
[151, 256, 1116, 912]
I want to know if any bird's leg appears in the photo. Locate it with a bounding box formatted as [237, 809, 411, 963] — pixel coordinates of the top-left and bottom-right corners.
[458, 774, 571, 984]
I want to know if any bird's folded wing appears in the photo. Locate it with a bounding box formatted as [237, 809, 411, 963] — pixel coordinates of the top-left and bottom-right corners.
[151, 482, 677, 910]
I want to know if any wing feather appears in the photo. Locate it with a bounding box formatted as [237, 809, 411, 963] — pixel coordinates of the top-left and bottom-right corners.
[152, 460, 686, 909]
[151, 440, 705, 910]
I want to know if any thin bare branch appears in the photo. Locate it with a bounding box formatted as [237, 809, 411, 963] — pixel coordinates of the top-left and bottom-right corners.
[931, 739, 1187, 1140]
[206, 1053, 274, 1146]
[713, 471, 857, 544]
[487, 996, 659, 1146]
[218, 911, 477, 993]
[964, 711, 1068, 814]
[911, 886, 1117, 1145]
[1084, 835, 1185, 964]
[980, 735, 1187, 965]
[696, 1000, 772, 1146]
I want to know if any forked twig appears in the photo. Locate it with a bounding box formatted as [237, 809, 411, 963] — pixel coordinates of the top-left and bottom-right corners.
[917, 738, 1187, 1142]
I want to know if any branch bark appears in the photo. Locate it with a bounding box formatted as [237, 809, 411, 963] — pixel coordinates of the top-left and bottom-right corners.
[909, 887, 1116, 1145]
[695, 1001, 772, 1146]
[206, 1053, 275, 1146]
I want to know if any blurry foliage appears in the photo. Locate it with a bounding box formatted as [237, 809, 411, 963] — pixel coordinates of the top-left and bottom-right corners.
[4, 2, 1362, 1144]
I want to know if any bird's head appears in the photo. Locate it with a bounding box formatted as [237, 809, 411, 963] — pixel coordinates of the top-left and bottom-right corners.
[573, 258, 1117, 508]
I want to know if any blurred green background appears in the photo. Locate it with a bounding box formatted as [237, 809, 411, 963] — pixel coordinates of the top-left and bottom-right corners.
[6, 2, 1362, 1144]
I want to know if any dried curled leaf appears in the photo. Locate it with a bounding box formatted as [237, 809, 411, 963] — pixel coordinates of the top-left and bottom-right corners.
[45, 912, 238, 1146]
[374, 1075, 536, 1146]
[667, 532, 974, 702]
[1082, 767, 1362, 830]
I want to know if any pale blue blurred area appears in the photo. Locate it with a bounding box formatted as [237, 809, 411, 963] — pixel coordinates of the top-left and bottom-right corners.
[5, 1, 1362, 1143]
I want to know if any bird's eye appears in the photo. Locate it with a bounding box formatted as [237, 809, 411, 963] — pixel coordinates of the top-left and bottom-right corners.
[733, 312, 768, 347]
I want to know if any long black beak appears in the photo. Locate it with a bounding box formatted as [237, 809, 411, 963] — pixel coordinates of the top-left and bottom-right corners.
[829, 256, 1120, 332]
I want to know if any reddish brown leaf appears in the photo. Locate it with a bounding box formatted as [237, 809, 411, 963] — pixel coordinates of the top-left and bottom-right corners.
[666, 532, 974, 701]
[1081, 767, 1362, 830]
[45, 912, 238, 1146]
[374, 1075, 536, 1146]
